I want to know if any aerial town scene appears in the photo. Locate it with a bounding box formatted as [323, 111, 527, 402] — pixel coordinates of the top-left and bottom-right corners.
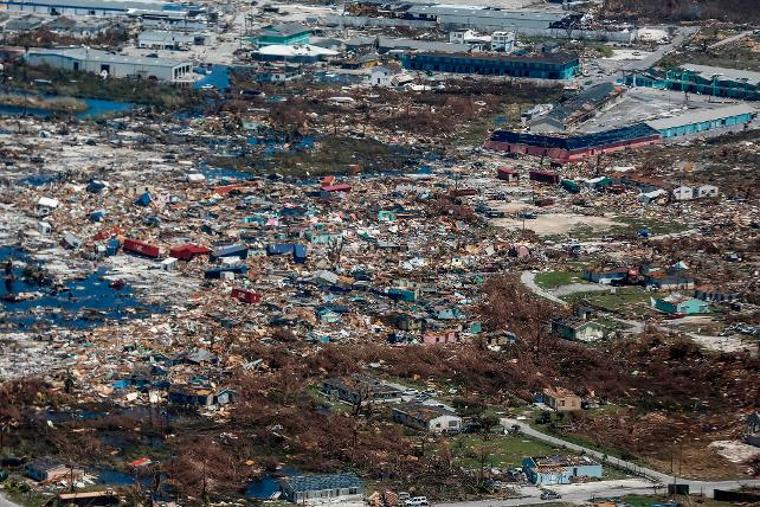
[0, 0, 760, 506]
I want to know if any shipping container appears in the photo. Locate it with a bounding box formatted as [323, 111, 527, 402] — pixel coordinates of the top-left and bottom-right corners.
[232, 288, 261, 304]
[210, 243, 248, 260]
[123, 239, 160, 258]
[320, 183, 351, 192]
[204, 265, 248, 279]
[170, 243, 211, 261]
[529, 170, 560, 185]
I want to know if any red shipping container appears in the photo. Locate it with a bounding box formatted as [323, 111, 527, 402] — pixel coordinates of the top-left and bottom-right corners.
[123, 239, 160, 258]
[231, 288, 260, 304]
[320, 183, 351, 193]
[170, 243, 210, 261]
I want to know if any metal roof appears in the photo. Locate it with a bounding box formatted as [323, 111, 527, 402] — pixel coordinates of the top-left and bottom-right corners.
[378, 37, 471, 53]
[679, 64, 760, 86]
[3, 0, 172, 11]
[405, 4, 569, 22]
[27, 47, 192, 68]
[490, 123, 659, 151]
[281, 473, 363, 493]
[257, 23, 311, 38]
[645, 104, 757, 130]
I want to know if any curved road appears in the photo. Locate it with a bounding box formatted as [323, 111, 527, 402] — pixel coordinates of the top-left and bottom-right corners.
[501, 418, 760, 498]
[0, 493, 19, 507]
[519, 271, 567, 307]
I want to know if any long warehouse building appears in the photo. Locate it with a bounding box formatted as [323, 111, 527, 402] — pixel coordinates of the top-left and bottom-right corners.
[645, 104, 756, 139]
[26, 47, 193, 83]
[0, 0, 185, 16]
[401, 51, 579, 79]
[485, 123, 661, 163]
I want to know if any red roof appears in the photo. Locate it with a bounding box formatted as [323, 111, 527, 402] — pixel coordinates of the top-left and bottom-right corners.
[320, 183, 351, 192]
[129, 457, 152, 468]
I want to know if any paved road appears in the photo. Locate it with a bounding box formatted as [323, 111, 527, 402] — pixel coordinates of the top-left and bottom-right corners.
[500, 418, 760, 499]
[0, 492, 20, 507]
[519, 271, 567, 306]
[621, 27, 699, 73]
[709, 30, 754, 49]
[439, 483, 663, 507]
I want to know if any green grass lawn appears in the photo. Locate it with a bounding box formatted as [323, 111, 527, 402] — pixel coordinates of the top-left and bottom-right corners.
[610, 217, 688, 238]
[446, 434, 572, 469]
[535, 271, 583, 289]
[562, 287, 651, 314]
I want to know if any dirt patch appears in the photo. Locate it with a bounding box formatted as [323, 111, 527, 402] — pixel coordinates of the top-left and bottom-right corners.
[493, 213, 622, 236]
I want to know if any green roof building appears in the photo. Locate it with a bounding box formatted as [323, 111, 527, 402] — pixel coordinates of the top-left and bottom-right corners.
[250, 23, 311, 47]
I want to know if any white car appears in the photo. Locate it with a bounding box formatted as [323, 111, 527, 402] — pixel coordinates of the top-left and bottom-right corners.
[406, 496, 430, 507]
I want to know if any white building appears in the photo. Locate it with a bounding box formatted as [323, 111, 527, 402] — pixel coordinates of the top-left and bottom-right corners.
[26, 47, 193, 83]
[697, 184, 718, 199]
[0, 0, 180, 17]
[138, 30, 201, 50]
[672, 185, 694, 201]
[392, 403, 462, 433]
[491, 31, 516, 52]
[369, 65, 393, 86]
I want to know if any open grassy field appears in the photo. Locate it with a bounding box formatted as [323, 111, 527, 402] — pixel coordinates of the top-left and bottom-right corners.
[562, 287, 652, 314]
[447, 434, 572, 469]
[534, 271, 583, 290]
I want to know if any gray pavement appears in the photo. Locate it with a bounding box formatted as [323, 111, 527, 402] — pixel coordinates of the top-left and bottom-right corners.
[500, 418, 760, 499]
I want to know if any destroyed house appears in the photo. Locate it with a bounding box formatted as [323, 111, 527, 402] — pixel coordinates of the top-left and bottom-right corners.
[523, 455, 602, 485]
[26, 458, 84, 483]
[280, 473, 363, 503]
[322, 376, 404, 405]
[746, 412, 760, 447]
[400, 51, 579, 80]
[485, 123, 661, 163]
[550, 317, 606, 342]
[542, 387, 581, 412]
[392, 402, 462, 433]
[168, 384, 235, 407]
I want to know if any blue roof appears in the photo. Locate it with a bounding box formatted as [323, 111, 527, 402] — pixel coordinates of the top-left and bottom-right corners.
[282, 473, 363, 493]
[489, 123, 659, 151]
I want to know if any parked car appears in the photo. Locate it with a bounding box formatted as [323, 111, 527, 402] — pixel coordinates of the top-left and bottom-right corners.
[540, 490, 561, 500]
[406, 496, 430, 507]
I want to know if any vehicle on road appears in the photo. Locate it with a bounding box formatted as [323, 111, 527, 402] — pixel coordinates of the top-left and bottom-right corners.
[540, 490, 561, 500]
[406, 496, 430, 507]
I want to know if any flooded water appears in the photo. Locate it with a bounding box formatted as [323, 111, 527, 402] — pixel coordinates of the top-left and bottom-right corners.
[194, 65, 230, 91]
[0, 97, 134, 119]
[0, 247, 162, 329]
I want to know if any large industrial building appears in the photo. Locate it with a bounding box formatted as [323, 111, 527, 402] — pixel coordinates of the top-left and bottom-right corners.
[530, 82, 624, 132]
[624, 65, 760, 101]
[402, 4, 579, 31]
[485, 123, 661, 163]
[0, 0, 182, 16]
[486, 101, 756, 162]
[401, 51, 579, 79]
[25, 47, 193, 83]
[645, 104, 756, 139]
